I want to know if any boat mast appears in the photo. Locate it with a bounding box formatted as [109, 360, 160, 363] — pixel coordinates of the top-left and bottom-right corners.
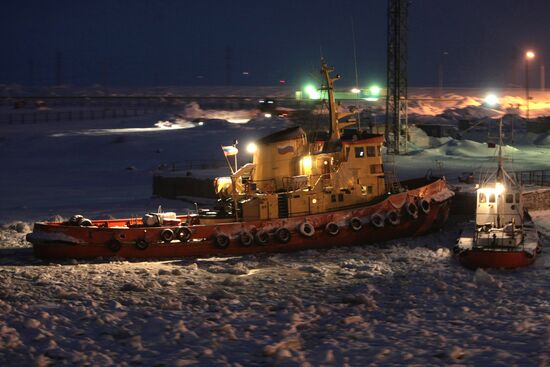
[321, 62, 340, 142]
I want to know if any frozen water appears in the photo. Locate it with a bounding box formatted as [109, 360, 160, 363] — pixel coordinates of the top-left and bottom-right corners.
[0, 94, 549, 365]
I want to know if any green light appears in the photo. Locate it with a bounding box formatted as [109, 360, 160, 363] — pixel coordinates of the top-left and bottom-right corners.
[304, 84, 321, 100]
[369, 85, 381, 96]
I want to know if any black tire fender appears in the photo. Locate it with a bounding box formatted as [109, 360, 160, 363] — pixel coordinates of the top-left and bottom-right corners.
[299, 222, 315, 237]
[350, 217, 362, 231]
[371, 213, 384, 228]
[386, 210, 400, 226]
[175, 226, 192, 242]
[239, 231, 254, 247]
[255, 230, 269, 245]
[135, 238, 149, 250]
[275, 228, 292, 244]
[406, 202, 419, 219]
[107, 239, 121, 253]
[418, 198, 431, 214]
[325, 222, 340, 236]
[214, 234, 230, 249]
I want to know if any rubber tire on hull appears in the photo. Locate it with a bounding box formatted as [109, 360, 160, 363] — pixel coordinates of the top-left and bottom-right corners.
[371, 213, 384, 228]
[107, 239, 121, 253]
[325, 222, 339, 236]
[419, 198, 431, 214]
[214, 234, 230, 249]
[160, 229, 174, 243]
[406, 202, 419, 219]
[239, 231, 254, 247]
[386, 211, 400, 226]
[299, 223, 315, 237]
[255, 231, 269, 245]
[275, 228, 291, 244]
[350, 217, 362, 231]
[135, 239, 149, 250]
[175, 227, 192, 242]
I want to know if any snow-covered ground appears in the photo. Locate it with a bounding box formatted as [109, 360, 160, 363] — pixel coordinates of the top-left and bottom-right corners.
[1, 96, 549, 365]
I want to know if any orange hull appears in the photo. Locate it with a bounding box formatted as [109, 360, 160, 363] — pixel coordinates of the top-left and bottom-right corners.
[29, 178, 453, 260]
[457, 249, 537, 270]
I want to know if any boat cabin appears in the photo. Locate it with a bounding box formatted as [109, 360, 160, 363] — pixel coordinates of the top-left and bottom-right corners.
[475, 182, 523, 228]
[214, 62, 389, 221]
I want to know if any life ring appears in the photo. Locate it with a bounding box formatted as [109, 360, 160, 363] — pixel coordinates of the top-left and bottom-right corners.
[160, 229, 174, 243]
[239, 231, 254, 247]
[386, 211, 400, 226]
[406, 201, 419, 219]
[325, 222, 339, 236]
[107, 239, 121, 252]
[350, 217, 362, 231]
[418, 198, 431, 214]
[214, 234, 230, 249]
[255, 230, 269, 245]
[275, 228, 291, 244]
[175, 227, 192, 242]
[371, 213, 384, 228]
[135, 238, 149, 250]
[299, 222, 315, 237]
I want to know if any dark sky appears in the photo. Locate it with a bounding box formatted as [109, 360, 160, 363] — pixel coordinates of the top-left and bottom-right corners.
[1, 0, 549, 87]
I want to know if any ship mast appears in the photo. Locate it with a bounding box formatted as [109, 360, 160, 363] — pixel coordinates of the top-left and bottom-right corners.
[320, 62, 341, 142]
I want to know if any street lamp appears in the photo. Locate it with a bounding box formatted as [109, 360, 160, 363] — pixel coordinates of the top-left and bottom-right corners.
[525, 50, 536, 121]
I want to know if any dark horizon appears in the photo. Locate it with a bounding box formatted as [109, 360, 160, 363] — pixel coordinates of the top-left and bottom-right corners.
[1, 0, 549, 88]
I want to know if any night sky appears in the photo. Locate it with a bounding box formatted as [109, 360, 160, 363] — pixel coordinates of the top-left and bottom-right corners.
[1, 0, 549, 87]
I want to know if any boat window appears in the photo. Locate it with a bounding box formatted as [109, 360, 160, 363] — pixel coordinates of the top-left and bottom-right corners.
[354, 147, 364, 158]
[479, 193, 486, 203]
[366, 146, 376, 157]
[345, 147, 350, 160]
[367, 186, 373, 194]
[489, 194, 495, 203]
[331, 194, 336, 203]
[505, 194, 513, 203]
[515, 193, 520, 203]
[338, 193, 344, 201]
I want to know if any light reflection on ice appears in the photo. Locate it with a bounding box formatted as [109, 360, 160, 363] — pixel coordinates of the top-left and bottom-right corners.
[50, 123, 191, 137]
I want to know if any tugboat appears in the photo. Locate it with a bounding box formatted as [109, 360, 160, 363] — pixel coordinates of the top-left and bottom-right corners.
[454, 120, 541, 269]
[27, 62, 455, 260]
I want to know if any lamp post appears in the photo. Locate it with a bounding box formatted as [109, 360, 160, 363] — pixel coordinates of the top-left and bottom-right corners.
[525, 50, 535, 121]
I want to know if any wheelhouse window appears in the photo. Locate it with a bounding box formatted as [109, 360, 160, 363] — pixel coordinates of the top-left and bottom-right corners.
[489, 194, 496, 203]
[515, 193, 520, 203]
[479, 193, 486, 203]
[366, 146, 376, 157]
[505, 194, 514, 203]
[354, 147, 364, 158]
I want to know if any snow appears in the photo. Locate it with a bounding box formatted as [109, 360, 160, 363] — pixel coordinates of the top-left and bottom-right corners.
[1, 91, 549, 365]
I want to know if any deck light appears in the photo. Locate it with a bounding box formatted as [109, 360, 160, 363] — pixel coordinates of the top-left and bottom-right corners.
[246, 142, 257, 154]
[301, 155, 313, 174]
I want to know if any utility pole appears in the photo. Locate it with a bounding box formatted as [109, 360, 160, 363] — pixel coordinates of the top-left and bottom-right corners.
[385, 0, 409, 155]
